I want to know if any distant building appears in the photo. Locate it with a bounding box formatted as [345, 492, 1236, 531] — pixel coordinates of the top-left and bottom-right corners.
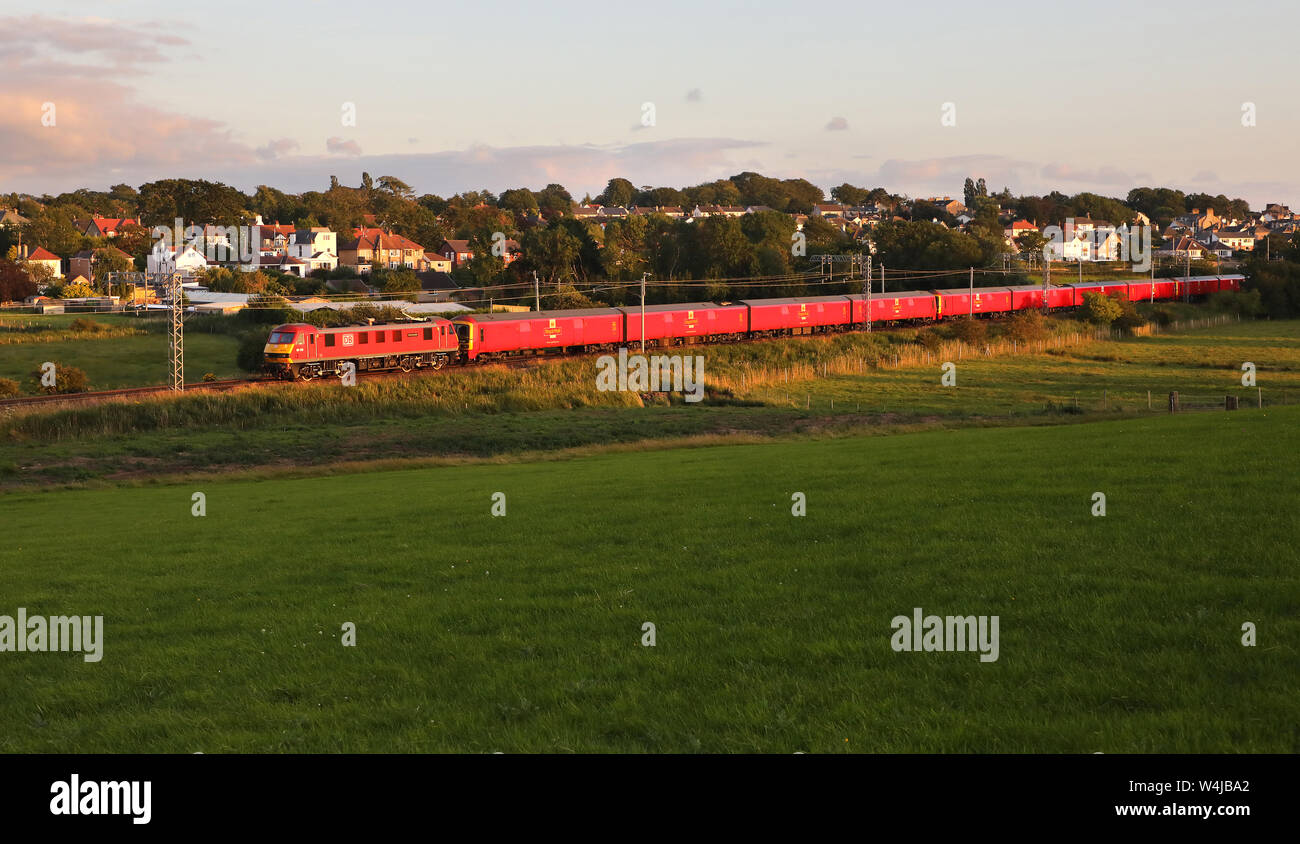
[436, 239, 474, 269]
[75, 216, 138, 238]
[340, 229, 426, 273]
[23, 246, 63, 278]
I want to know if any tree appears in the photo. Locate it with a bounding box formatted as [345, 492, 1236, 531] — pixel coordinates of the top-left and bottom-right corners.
[377, 176, 415, 201]
[1082, 291, 1122, 325]
[498, 188, 539, 215]
[596, 178, 636, 208]
[1015, 230, 1048, 257]
[59, 281, 95, 298]
[831, 183, 871, 206]
[521, 223, 581, 288]
[24, 261, 57, 289]
[378, 267, 421, 293]
[91, 247, 133, 286]
[0, 259, 37, 302]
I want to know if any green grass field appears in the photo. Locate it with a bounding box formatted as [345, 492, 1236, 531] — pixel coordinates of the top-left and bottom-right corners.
[0, 314, 244, 389]
[1, 408, 1296, 752]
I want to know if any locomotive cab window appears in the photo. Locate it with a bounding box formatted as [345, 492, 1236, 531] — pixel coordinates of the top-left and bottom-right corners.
[268, 331, 295, 344]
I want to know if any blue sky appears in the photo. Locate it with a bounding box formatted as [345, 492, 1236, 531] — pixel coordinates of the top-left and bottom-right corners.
[3, 0, 1296, 206]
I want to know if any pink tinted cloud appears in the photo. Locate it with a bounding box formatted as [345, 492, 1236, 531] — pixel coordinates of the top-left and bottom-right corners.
[326, 137, 363, 156]
[0, 14, 257, 187]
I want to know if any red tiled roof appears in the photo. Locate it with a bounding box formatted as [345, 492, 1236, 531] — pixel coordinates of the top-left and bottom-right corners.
[28, 247, 60, 260]
[351, 228, 425, 252]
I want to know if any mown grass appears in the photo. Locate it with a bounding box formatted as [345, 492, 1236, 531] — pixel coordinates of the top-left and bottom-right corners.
[0, 408, 1295, 752]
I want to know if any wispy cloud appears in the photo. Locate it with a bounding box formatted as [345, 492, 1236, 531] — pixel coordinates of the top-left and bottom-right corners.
[326, 137, 362, 156]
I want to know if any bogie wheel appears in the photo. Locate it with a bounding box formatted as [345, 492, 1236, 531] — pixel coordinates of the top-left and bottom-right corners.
[400, 358, 413, 373]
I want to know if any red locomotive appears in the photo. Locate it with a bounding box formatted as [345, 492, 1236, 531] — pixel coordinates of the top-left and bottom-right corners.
[262, 319, 458, 379]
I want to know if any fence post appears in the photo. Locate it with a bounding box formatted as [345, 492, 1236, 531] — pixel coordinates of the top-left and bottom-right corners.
[1169, 391, 1179, 413]
[1258, 387, 1263, 409]
[1147, 390, 1151, 410]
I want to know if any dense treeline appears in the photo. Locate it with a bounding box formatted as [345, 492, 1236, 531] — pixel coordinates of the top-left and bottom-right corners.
[0, 173, 1289, 309]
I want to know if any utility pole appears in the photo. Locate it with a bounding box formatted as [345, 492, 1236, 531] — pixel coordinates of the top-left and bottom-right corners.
[640, 272, 649, 354]
[969, 266, 974, 316]
[880, 263, 885, 296]
[1042, 255, 1050, 313]
[532, 270, 540, 312]
[864, 254, 872, 332]
[168, 272, 183, 391]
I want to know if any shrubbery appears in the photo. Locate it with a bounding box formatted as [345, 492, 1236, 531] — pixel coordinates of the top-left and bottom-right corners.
[28, 362, 89, 394]
[236, 332, 268, 372]
[946, 315, 987, 345]
[915, 327, 943, 351]
[1002, 309, 1047, 343]
[1082, 291, 1123, 325]
[0, 377, 20, 397]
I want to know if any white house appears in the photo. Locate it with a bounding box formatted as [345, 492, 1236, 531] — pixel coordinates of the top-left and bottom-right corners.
[148, 243, 209, 276]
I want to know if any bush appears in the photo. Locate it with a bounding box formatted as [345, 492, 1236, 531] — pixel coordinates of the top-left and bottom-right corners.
[915, 327, 943, 351]
[946, 316, 987, 345]
[202, 372, 217, 382]
[28, 361, 89, 394]
[69, 317, 111, 333]
[1002, 309, 1047, 343]
[1082, 291, 1122, 325]
[236, 332, 268, 372]
[1150, 307, 1174, 326]
[1208, 289, 1262, 316]
[1112, 297, 1146, 330]
[0, 377, 20, 397]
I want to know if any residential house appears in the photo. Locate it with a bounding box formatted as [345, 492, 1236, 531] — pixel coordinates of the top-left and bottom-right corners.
[1156, 236, 1216, 260]
[423, 251, 453, 272]
[339, 229, 427, 273]
[437, 239, 474, 270]
[69, 246, 134, 283]
[1004, 220, 1039, 244]
[147, 243, 210, 276]
[812, 203, 846, 218]
[22, 246, 62, 278]
[288, 229, 339, 274]
[1174, 208, 1219, 233]
[0, 208, 29, 228]
[75, 216, 138, 238]
[922, 197, 967, 216]
[1210, 227, 1255, 252]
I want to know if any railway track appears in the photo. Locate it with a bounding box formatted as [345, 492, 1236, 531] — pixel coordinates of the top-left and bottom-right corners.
[0, 378, 260, 409]
[0, 355, 563, 410]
